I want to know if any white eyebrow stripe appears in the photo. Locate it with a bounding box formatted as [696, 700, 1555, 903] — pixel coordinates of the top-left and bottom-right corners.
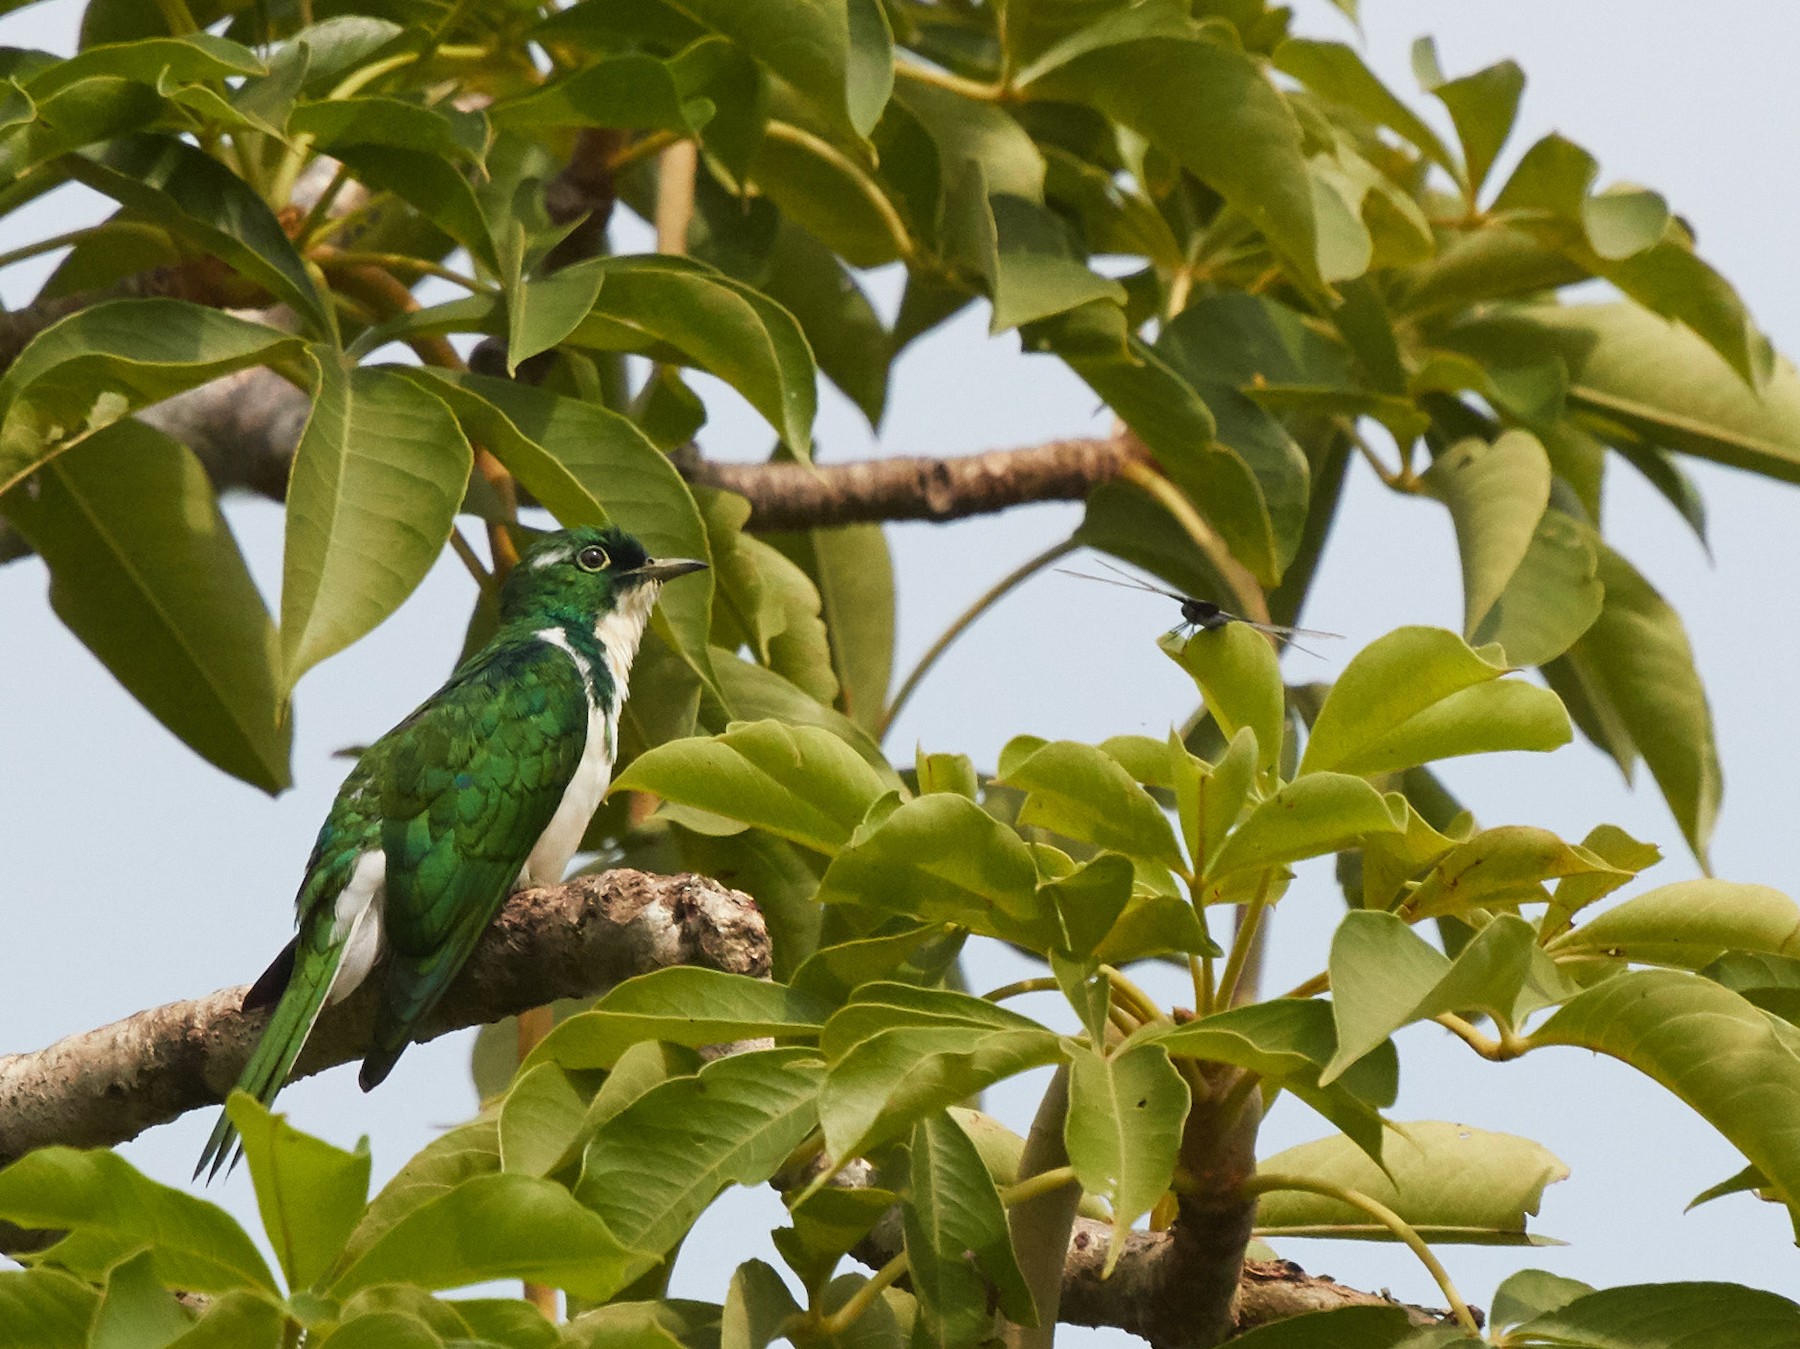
[531, 546, 572, 570]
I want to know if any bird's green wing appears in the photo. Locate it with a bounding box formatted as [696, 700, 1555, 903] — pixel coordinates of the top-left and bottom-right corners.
[361, 638, 591, 1089]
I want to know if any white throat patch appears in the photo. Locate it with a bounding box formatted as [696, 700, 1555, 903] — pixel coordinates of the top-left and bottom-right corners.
[594, 580, 659, 690]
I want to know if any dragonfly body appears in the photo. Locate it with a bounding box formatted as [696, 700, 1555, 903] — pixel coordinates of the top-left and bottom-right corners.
[1059, 560, 1339, 655]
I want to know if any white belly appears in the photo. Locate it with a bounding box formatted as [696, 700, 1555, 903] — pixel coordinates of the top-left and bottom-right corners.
[326, 849, 387, 1005]
[522, 695, 616, 886]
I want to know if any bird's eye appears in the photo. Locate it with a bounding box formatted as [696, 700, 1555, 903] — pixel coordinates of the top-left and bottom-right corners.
[575, 544, 610, 572]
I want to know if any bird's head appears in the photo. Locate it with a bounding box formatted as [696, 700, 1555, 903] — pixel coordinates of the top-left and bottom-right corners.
[500, 526, 707, 628]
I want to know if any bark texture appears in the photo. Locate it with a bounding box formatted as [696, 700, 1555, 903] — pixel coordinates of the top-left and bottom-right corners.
[0, 868, 766, 1170]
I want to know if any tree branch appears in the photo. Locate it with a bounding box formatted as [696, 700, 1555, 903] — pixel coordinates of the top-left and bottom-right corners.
[0, 868, 767, 1173]
[0, 360, 1141, 564]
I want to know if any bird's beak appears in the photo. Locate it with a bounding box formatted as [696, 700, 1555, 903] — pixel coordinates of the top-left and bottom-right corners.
[630, 557, 708, 584]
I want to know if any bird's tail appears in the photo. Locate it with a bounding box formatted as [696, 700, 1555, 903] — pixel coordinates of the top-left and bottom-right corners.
[195, 943, 342, 1182]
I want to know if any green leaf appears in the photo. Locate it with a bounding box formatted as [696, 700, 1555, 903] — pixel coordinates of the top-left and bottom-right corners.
[818, 1027, 1062, 1164]
[28, 33, 263, 96]
[1470, 507, 1604, 668]
[674, 0, 889, 140]
[331, 1172, 649, 1301]
[1403, 825, 1634, 921]
[0, 299, 304, 495]
[490, 46, 718, 140]
[1162, 621, 1283, 787]
[67, 133, 333, 339]
[1489, 1268, 1593, 1330]
[1222, 1305, 1451, 1349]
[505, 264, 606, 373]
[1205, 774, 1401, 887]
[1535, 969, 1800, 1216]
[1548, 880, 1800, 969]
[1413, 39, 1524, 196]
[1421, 430, 1552, 636]
[707, 646, 899, 777]
[0, 76, 164, 180]
[1025, 26, 1320, 288]
[1299, 627, 1571, 777]
[0, 1268, 96, 1349]
[91, 1249, 193, 1349]
[571, 255, 816, 455]
[1147, 1000, 1394, 1163]
[1513, 1282, 1800, 1346]
[0, 419, 290, 793]
[498, 1062, 589, 1179]
[1256, 1121, 1566, 1243]
[724, 1259, 803, 1349]
[616, 720, 891, 855]
[227, 1095, 370, 1291]
[337, 1117, 498, 1271]
[1324, 912, 1539, 1080]
[704, 489, 838, 704]
[406, 370, 714, 689]
[1044, 853, 1137, 959]
[1559, 546, 1721, 865]
[763, 223, 892, 426]
[0, 1147, 277, 1294]
[562, 1299, 722, 1349]
[904, 1113, 1035, 1347]
[575, 1048, 826, 1257]
[316, 1312, 443, 1349]
[998, 737, 1184, 869]
[291, 95, 489, 162]
[1064, 1043, 1189, 1274]
[1446, 302, 1800, 481]
[822, 984, 1051, 1057]
[279, 359, 470, 695]
[1273, 39, 1458, 179]
[528, 969, 831, 1070]
[166, 1291, 286, 1348]
[816, 793, 1044, 940]
[328, 142, 498, 271]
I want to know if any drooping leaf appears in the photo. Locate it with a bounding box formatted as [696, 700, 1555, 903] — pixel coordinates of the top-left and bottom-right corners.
[1413, 39, 1524, 197]
[0, 419, 290, 793]
[90, 1249, 193, 1349]
[279, 358, 470, 695]
[1421, 430, 1553, 637]
[1535, 970, 1800, 1217]
[497, 1062, 589, 1180]
[337, 1117, 499, 1271]
[1024, 23, 1321, 287]
[1256, 1121, 1567, 1244]
[570, 255, 817, 455]
[1469, 507, 1604, 668]
[1559, 546, 1721, 865]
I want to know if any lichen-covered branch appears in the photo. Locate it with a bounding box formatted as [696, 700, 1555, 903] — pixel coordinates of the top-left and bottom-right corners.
[0, 869, 766, 1171]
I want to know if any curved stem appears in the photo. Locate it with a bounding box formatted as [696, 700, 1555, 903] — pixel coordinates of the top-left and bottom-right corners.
[1000, 1164, 1078, 1208]
[1214, 871, 1274, 1009]
[894, 58, 1008, 102]
[1100, 966, 1166, 1027]
[1436, 1011, 1528, 1061]
[0, 226, 101, 273]
[983, 977, 1060, 1003]
[1242, 1172, 1479, 1334]
[763, 121, 916, 261]
[311, 248, 495, 294]
[818, 1250, 909, 1335]
[879, 538, 1075, 742]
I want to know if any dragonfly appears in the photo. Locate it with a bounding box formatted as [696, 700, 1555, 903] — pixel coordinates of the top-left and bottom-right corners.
[1058, 560, 1342, 658]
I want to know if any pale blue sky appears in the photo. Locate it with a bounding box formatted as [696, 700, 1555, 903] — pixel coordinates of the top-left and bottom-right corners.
[4, 0, 1800, 1328]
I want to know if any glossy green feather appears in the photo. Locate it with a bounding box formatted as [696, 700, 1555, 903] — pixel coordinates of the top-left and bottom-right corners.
[198, 526, 705, 1180]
